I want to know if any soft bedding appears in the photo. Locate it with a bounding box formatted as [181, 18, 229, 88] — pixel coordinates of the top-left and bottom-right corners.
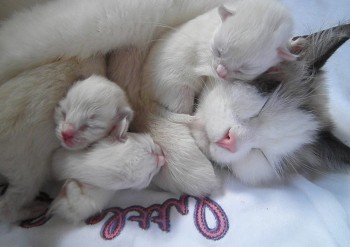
[0, 0, 350, 246]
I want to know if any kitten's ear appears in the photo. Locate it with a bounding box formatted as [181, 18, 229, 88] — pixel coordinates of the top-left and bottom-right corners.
[218, 5, 235, 22]
[277, 47, 298, 61]
[111, 107, 134, 142]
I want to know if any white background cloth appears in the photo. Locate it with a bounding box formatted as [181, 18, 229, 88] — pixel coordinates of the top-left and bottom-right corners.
[0, 0, 350, 246]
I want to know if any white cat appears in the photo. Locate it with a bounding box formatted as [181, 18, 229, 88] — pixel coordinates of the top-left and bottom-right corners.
[0, 56, 105, 223]
[0, 0, 233, 84]
[50, 133, 164, 222]
[188, 25, 350, 185]
[190, 79, 320, 184]
[142, 0, 296, 114]
[55, 75, 133, 150]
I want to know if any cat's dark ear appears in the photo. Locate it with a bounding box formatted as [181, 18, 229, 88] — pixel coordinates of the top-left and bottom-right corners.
[110, 107, 134, 142]
[218, 5, 235, 22]
[298, 23, 350, 70]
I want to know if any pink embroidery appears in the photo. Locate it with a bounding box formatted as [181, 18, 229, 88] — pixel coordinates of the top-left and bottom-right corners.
[20, 212, 52, 228]
[194, 197, 229, 240]
[21, 195, 229, 241]
[86, 195, 228, 241]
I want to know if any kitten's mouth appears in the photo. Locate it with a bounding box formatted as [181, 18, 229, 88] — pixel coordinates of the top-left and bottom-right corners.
[62, 139, 84, 149]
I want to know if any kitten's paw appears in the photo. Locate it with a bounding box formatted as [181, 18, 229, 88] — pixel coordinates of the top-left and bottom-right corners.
[49, 179, 93, 222]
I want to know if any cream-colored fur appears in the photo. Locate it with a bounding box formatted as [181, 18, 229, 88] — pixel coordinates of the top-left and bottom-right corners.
[0, 56, 105, 223]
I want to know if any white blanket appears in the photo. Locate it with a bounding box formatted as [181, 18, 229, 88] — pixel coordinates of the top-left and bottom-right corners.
[0, 0, 350, 246]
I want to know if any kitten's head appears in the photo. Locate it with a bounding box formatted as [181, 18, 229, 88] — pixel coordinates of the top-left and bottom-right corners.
[55, 75, 133, 150]
[211, 1, 296, 81]
[190, 80, 319, 185]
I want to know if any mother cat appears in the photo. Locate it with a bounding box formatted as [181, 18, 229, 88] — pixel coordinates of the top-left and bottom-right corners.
[0, 0, 234, 84]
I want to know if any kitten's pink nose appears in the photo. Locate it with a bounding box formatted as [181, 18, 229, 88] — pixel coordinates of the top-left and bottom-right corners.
[216, 64, 228, 79]
[61, 123, 76, 141]
[216, 131, 236, 153]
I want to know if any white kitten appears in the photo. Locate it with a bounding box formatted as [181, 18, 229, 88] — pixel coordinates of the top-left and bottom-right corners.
[55, 75, 133, 150]
[50, 133, 164, 222]
[0, 0, 232, 83]
[0, 56, 105, 223]
[142, 0, 295, 113]
[107, 48, 221, 197]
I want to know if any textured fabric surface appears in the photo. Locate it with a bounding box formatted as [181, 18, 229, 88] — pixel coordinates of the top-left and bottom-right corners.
[0, 0, 350, 246]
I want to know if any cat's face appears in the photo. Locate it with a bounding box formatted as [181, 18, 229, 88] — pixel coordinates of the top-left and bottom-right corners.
[191, 81, 266, 165]
[191, 80, 320, 185]
[211, 4, 295, 81]
[55, 76, 133, 150]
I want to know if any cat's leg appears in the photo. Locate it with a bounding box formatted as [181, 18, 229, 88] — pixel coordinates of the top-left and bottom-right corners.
[49, 179, 115, 222]
[149, 117, 220, 196]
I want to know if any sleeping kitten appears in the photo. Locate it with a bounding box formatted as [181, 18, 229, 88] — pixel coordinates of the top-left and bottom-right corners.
[0, 0, 232, 83]
[55, 75, 133, 150]
[189, 25, 350, 185]
[107, 48, 221, 197]
[0, 56, 105, 223]
[50, 133, 165, 222]
[142, 0, 296, 114]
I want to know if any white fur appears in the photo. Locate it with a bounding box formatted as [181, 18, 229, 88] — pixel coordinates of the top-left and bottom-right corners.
[0, 0, 234, 223]
[55, 75, 133, 150]
[107, 48, 221, 197]
[50, 133, 164, 221]
[191, 80, 320, 185]
[49, 179, 116, 223]
[0, 0, 232, 83]
[148, 115, 221, 196]
[142, 0, 294, 113]
[0, 56, 105, 223]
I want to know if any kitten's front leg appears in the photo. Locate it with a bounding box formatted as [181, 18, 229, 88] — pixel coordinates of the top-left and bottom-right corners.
[49, 179, 115, 222]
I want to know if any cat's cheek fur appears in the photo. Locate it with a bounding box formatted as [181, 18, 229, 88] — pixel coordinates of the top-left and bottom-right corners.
[230, 149, 279, 185]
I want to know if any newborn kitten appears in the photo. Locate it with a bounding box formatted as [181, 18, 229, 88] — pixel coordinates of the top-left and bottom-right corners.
[189, 25, 350, 185]
[142, 0, 295, 113]
[55, 75, 133, 150]
[50, 133, 164, 222]
[107, 48, 221, 197]
[0, 56, 105, 223]
[0, 0, 231, 83]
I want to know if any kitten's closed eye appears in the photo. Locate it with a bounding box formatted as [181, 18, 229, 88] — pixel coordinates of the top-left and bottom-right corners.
[212, 47, 223, 58]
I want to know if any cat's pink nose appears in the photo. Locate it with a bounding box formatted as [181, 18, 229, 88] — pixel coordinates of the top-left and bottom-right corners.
[216, 131, 236, 153]
[216, 64, 228, 79]
[61, 123, 76, 141]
